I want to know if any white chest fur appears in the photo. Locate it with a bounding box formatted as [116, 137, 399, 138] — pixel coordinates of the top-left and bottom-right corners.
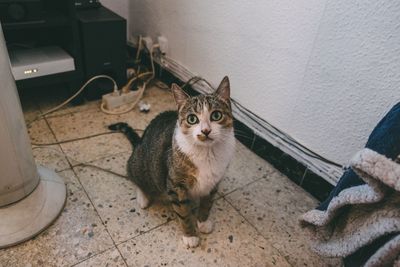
[175, 129, 235, 198]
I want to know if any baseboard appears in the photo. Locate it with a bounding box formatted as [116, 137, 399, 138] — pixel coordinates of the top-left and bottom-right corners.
[145, 54, 336, 202]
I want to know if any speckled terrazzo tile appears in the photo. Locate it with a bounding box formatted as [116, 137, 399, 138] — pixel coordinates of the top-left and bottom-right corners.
[81, 152, 131, 177]
[118, 199, 290, 267]
[46, 108, 128, 141]
[35, 85, 100, 118]
[60, 134, 132, 165]
[225, 178, 341, 266]
[46, 86, 176, 142]
[138, 85, 176, 115]
[58, 169, 83, 195]
[44, 100, 101, 118]
[27, 118, 54, 144]
[74, 248, 127, 267]
[218, 141, 275, 196]
[26, 119, 70, 171]
[73, 165, 174, 243]
[32, 146, 70, 172]
[0, 185, 114, 267]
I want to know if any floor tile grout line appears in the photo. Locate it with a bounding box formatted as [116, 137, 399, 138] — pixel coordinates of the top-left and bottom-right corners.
[41, 116, 137, 267]
[222, 196, 294, 267]
[41, 115, 132, 173]
[114, 219, 175, 247]
[54, 132, 280, 263]
[25, 91, 298, 266]
[43, 117, 73, 168]
[222, 195, 267, 239]
[43, 117, 126, 264]
[63, 140, 171, 266]
[69, 245, 119, 267]
[218, 177, 264, 199]
[37, 98, 101, 120]
[69, 166, 124, 257]
[112, 220, 175, 266]
[114, 244, 130, 267]
[221, 174, 315, 266]
[262, 168, 321, 203]
[36, 123, 123, 267]
[66, 159, 130, 267]
[70, 149, 132, 169]
[35, 113, 115, 266]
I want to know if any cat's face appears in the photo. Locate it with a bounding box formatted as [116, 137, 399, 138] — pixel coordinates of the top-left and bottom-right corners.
[172, 76, 233, 147]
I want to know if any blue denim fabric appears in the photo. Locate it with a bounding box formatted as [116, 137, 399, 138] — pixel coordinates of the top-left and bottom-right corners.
[318, 102, 400, 210]
[311, 102, 400, 266]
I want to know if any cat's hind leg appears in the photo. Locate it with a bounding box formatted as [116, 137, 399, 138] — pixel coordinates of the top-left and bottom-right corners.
[136, 187, 150, 209]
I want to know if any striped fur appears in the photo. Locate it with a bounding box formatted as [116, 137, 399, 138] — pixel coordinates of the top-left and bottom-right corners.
[111, 77, 235, 248]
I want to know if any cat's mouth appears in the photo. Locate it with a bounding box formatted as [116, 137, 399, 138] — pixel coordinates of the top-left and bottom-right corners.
[197, 135, 214, 142]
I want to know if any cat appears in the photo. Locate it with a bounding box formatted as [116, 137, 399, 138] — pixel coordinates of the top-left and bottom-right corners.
[108, 76, 235, 248]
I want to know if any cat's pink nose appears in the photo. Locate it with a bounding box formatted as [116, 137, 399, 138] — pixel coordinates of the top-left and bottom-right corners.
[201, 129, 211, 136]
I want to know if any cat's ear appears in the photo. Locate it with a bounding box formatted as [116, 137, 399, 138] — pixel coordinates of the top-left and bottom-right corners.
[171, 83, 189, 108]
[215, 76, 230, 101]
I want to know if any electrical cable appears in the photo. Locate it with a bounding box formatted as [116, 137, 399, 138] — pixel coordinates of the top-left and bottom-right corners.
[26, 75, 119, 127]
[24, 37, 160, 179]
[100, 42, 160, 115]
[153, 55, 343, 173]
[30, 129, 144, 146]
[231, 99, 343, 168]
[100, 82, 147, 115]
[135, 35, 143, 63]
[27, 35, 159, 125]
[32, 146, 128, 179]
[170, 74, 343, 169]
[40, 74, 118, 118]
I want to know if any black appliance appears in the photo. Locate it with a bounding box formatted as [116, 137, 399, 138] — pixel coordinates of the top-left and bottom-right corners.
[77, 6, 126, 99]
[0, 0, 44, 23]
[73, 0, 100, 10]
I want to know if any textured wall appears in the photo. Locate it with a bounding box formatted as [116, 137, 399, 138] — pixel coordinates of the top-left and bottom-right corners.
[289, 0, 400, 164]
[129, 0, 400, 164]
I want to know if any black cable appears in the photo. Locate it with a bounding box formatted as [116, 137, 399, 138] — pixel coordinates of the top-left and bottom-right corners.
[232, 100, 342, 168]
[31, 130, 144, 146]
[32, 146, 129, 179]
[184, 76, 343, 169]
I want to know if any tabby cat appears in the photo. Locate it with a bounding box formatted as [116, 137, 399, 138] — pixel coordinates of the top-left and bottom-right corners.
[109, 76, 235, 248]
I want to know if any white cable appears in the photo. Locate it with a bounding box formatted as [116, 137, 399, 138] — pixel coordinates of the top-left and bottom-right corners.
[135, 35, 143, 62]
[27, 75, 118, 126]
[100, 43, 159, 115]
[28, 37, 159, 123]
[100, 82, 147, 115]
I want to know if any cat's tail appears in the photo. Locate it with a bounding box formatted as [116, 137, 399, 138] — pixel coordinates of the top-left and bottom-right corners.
[108, 122, 141, 147]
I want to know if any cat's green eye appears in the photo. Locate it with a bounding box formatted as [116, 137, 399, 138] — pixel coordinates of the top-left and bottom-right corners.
[211, 111, 223, 121]
[187, 114, 199, 125]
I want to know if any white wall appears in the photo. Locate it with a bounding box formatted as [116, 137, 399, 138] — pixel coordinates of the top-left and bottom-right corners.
[129, 0, 400, 165]
[100, 0, 129, 35]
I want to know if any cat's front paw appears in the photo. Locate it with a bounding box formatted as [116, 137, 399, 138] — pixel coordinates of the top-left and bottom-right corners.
[136, 188, 150, 209]
[182, 235, 200, 248]
[197, 219, 214, 234]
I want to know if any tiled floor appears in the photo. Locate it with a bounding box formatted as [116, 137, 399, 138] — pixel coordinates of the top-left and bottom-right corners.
[0, 84, 341, 267]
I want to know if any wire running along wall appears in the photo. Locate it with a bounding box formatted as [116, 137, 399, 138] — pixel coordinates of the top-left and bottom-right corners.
[156, 54, 343, 185]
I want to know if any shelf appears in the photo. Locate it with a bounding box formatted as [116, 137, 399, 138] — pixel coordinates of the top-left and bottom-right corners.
[3, 12, 69, 30]
[15, 69, 77, 89]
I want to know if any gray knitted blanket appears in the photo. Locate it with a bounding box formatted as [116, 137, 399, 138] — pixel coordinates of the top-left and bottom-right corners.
[300, 148, 400, 267]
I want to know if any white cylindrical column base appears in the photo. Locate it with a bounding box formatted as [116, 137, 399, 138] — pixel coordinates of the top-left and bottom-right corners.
[0, 166, 66, 249]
